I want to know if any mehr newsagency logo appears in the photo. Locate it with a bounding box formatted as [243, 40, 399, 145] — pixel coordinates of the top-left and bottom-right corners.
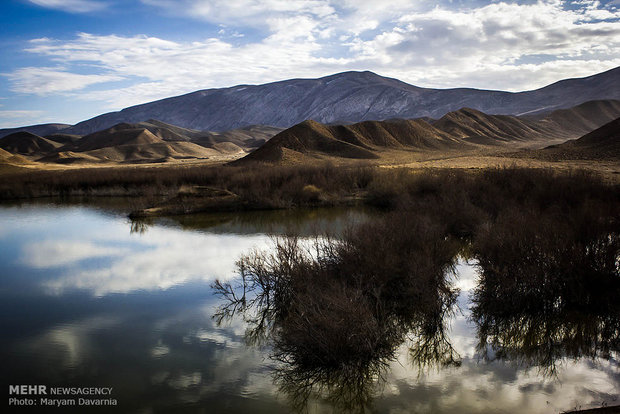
[9, 385, 117, 408]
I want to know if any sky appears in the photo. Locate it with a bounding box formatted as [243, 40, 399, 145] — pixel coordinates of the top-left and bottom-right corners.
[0, 0, 619, 128]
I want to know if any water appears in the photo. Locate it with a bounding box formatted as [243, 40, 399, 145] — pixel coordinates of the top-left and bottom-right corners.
[0, 203, 618, 413]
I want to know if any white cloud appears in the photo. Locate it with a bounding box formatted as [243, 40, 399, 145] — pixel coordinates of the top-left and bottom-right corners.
[21, 240, 124, 268]
[27, 0, 108, 13]
[5, 0, 620, 111]
[141, 0, 336, 27]
[0, 110, 50, 128]
[0, 110, 45, 119]
[39, 228, 271, 296]
[6, 66, 122, 95]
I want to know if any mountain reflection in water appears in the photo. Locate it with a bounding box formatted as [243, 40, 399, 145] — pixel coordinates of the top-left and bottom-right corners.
[214, 208, 620, 412]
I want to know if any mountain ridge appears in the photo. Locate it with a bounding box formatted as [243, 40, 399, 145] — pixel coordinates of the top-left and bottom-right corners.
[58, 66, 620, 135]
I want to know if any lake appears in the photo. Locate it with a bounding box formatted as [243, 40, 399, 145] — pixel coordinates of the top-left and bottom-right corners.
[0, 202, 618, 413]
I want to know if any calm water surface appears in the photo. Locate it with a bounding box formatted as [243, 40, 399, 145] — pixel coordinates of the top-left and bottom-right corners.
[0, 203, 618, 413]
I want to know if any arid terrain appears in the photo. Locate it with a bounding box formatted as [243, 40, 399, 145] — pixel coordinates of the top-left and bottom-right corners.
[1, 69, 619, 214]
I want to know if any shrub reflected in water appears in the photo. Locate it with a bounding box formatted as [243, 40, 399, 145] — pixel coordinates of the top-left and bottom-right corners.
[213, 212, 461, 413]
[472, 205, 620, 375]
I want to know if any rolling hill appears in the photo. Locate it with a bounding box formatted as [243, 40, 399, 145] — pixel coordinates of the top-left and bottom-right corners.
[0, 131, 61, 156]
[432, 109, 552, 145]
[0, 147, 29, 165]
[4, 121, 282, 164]
[538, 117, 620, 160]
[51, 123, 236, 163]
[532, 99, 620, 138]
[239, 100, 620, 164]
[63, 66, 620, 135]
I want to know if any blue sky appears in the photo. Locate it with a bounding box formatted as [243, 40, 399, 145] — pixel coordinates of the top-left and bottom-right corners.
[0, 0, 619, 128]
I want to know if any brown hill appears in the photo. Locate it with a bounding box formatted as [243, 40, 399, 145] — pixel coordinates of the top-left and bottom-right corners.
[37, 151, 103, 164]
[200, 125, 283, 149]
[32, 121, 275, 164]
[574, 116, 620, 147]
[37, 123, 218, 163]
[432, 108, 556, 145]
[551, 116, 620, 159]
[81, 142, 216, 163]
[517, 116, 620, 161]
[80, 120, 281, 151]
[240, 120, 380, 163]
[0, 131, 61, 155]
[134, 120, 201, 142]
[238, 100, 620, 165]
[65, 124, 163, 152]
[40, 142, 220, 164]
[238, 118, 468, 163]
[344, 119, 460, 149]
[535, 99, 620, 139]
[44, 133, 82, 145]
[0, 147, 30, 165]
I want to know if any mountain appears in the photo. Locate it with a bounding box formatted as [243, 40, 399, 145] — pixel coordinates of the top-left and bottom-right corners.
[0, 123, 71, 140]
[240, 100, 620, 164]
[238, 116, 490, 164]
[65, 67, 620, 135]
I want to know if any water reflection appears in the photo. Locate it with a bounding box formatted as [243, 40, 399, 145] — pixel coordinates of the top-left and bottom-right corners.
[472, 209, 620, 375]
[2, 204, 619, 413]
[214, 213, 462, 412]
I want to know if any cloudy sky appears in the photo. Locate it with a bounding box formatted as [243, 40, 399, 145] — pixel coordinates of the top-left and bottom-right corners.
[0, 0, 619, 127]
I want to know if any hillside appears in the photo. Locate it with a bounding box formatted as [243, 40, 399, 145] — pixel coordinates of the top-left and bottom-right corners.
[75, 120, 281, 151]
[51, 123, 239, 163]
[546, 117, 620, 160]
[533, 100, 620, 138]
[0, 131, 61, 155]
[0, 147, 29, 165]
[240, 118, 475, 163]
[64, 67, 620, 135]
[240, 100, 620, 164]
[65, 124, 163, 152]
[240, 120, 380, 163]
[432, 108, 552, 145]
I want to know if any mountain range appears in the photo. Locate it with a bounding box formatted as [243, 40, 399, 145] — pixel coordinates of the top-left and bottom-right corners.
[1, 67, 619, 166]
[2, 66, 618, 139]
[3, 99, 618, 165]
